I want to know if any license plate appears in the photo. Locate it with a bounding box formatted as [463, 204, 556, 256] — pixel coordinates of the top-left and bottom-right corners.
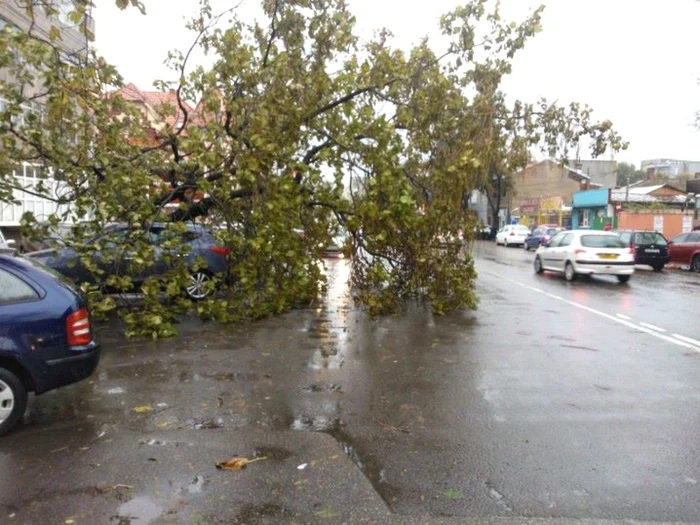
[645, 249, 660, 253]
[598, 254, 619, 260]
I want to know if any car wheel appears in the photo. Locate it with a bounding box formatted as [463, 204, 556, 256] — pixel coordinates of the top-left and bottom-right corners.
[186, 271, 213, 300]
[534, 255, 544, 274]
[0, 368, 27, 437]
[564, 262, 577, 282]
[524, 243, 530, 251]
[617, 275, 631, 284]
[504, 238, 509, 247]
[692, 255, 700, 273]
[652, 264, 664, 272]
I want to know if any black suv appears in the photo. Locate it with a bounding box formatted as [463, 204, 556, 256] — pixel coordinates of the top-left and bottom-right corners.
[616, 230, 670, 271]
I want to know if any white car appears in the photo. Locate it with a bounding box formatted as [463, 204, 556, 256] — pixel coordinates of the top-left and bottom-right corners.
[495, 224, 531, 247]
[534, 230, 635, 283]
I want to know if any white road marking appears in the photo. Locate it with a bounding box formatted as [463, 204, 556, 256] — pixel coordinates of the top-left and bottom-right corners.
[639, 322, 667, 333]
[616, 314, 632, 321]
[673, 334, 700, 347]
[485, 271, 700, 353]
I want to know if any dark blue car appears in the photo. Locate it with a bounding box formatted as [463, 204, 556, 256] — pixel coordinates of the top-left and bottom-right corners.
[0, 252, 100, 436]
[29, 223, 230, 300]
[524, 226, 563, 251]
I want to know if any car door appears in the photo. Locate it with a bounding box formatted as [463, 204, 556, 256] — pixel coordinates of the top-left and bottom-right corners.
[540, 232, 565, 270]
[668, 233, 689, 264]
[554, 233, 575, 270]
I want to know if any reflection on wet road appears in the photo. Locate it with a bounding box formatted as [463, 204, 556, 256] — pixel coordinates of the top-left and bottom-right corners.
[2, 242, 700, 522]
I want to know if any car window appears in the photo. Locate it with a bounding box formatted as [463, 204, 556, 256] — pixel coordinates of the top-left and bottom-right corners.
[515, 225, 530, 233]
[545, 228, 559, 236]
[688, 232, 700, 243]
[619, 232, 631, 244]
[581, 235, 627, 248]
[548, 233, 565, 248]
[0, 268, 40, 304]
[635, 232, 667, 246]
[672, 233, 689, 243]
[559, 233, 575, 247]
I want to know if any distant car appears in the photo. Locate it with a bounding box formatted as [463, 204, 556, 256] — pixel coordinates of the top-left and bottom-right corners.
[495, 224, 530, 247]
[615, 230, 670, 271]
[524, 226, 563, 251]
[28, 223, 231, 300]
[534, 230, 635, 283]
[0, 253, 100, 436]
[668, 231, 700, 272]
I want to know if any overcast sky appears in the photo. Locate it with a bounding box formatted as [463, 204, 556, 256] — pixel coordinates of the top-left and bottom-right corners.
[94, 0, 700, 167]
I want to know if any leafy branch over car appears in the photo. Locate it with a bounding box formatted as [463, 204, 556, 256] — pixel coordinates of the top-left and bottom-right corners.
[0, 0, 626, 336]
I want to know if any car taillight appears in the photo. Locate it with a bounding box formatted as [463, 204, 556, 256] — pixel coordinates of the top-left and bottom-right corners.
[627, 247, 635, 255]
[66, 307, 92, 347]
[574, 249, 587, 256]
[210, 246, 230, 256]
[509, 232, 515, 236]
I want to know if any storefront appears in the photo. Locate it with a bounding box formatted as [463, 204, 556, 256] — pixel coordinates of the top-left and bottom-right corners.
[571, 188, 613, 230]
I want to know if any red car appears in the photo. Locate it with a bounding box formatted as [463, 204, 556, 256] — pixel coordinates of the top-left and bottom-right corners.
[668, 231, 700, 272]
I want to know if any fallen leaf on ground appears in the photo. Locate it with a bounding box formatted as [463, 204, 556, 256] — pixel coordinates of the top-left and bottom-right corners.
[314, 508, 339, 518]
[132, 405, 152, 414]
[215, 456, 267, 471]
[442, 489, 463, 500]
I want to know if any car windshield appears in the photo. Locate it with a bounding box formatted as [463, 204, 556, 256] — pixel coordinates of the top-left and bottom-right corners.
[514, 226, 530, 233]
[635, 232, 667, 246]
[545, 228, 560, 235]
[580, 235, 626, 248]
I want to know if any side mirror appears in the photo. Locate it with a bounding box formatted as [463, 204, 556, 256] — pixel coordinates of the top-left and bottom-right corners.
[541, 239, 551, 247]
[5, 239, 15, 246]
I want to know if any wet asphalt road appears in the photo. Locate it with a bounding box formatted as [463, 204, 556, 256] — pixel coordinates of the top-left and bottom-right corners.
[2, 241, 700, 523]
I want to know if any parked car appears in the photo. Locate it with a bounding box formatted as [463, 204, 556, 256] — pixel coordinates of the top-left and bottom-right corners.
[534, 230, 635, 283]
[19, 223, 74, 253]
[0, 228, 15, 249]
[495, 224, 530, 247]
[28, 223, 231, 300]
[524, 226, 563, 251]
[0, 253, 100, 435]
[668, 231, 700, 272]
[615, 230, 670, 271]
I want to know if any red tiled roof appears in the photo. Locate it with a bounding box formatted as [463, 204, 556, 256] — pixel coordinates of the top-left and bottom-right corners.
[110, 83, 198, 129]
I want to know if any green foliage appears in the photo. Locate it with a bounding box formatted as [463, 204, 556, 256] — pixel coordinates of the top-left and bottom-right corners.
[616, 162, 646, 187]
[0, 0, 626, 338]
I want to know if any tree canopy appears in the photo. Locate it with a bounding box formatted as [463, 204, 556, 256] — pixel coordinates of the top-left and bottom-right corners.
[0, 0, 626, 337]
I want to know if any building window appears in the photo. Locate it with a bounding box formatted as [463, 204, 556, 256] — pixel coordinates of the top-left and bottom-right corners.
[582, 210, 590, 227]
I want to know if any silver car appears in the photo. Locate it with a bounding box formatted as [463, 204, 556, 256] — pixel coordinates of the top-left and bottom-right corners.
[534, 230, 635, 283]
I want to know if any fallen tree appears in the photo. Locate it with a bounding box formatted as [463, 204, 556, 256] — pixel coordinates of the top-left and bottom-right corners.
[0, 0, 626, 336]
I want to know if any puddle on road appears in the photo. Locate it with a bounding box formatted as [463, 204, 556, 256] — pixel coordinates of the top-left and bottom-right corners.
[185, 475, 208, 494]
[116, 495, 163, 524]
[290, 415, 343, 433]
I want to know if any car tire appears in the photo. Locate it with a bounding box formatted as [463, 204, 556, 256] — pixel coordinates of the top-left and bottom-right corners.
[504, 238, 509, 247]
[564, 262, 577, 282]
[652, 264, 664, 272]
[186, 270, 213, 300]
[617, 275, 631, 284]
[692, 255, 700, 273]
[524, 243, 530, 251]
[534, 255, 544, 274]
[0, 367, 27, 437]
